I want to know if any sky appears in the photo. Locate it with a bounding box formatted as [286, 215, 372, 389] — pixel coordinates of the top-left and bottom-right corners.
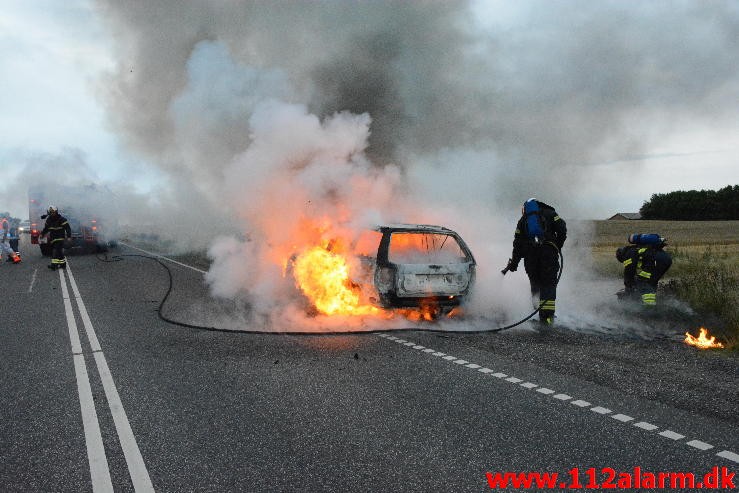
[1, 0, 737, 223]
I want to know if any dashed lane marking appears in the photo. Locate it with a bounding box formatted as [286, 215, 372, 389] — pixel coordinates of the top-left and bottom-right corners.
[634, 422, 659, 431]
[374, 332, 738, 465]
[28, 267, 38, 293]
[717, 451, 739, 464]
[659, 430, 686, 440]
[686, 440, 714, 451]
[590, 406, 612, 415]
[571, 400, 592, 408]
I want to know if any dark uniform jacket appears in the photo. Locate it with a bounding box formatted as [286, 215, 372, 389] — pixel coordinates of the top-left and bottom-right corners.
[616, 244, 659, 289]
[511, 201, 567, 263]
[41, 213, 72, 243]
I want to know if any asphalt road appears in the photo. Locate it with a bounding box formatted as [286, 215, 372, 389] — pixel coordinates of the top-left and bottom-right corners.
[2, 238, 737, 492]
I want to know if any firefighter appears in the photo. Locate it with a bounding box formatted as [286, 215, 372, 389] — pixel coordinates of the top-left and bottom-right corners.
[41, 206, 71, 270]
[1, 216, 21, 264]
[616, 234, 672, 306]
[503, 198, 567, 324]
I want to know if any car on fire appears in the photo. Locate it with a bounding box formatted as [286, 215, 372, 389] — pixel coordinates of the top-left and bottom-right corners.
[357, 224, 476, 313]
[291, 224, 476, 318]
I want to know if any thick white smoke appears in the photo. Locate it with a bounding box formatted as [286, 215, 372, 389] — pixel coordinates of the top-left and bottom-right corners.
[204, 100, 412, 325]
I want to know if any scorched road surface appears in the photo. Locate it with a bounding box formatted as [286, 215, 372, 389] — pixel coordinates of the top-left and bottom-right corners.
[1, 242, 737, 492]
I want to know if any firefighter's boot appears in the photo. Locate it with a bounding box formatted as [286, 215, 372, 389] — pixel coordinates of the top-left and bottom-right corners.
[539, 299, 556, 325]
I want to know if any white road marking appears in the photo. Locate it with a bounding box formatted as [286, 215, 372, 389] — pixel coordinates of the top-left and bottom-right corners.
[717, 450, 739, 463]
[119, 242, 206, 274]
[93, 352, 155, 492]
[634, 422, 659, 431]
[571, 400, 591, 408]
[378, 334, 739, 465]
[658, 430, 685, 440]
[28, 268, 38, 293]
[412, 345, 425, 349]
[66, 267, 102, 351]
[60, 270, 82, 355]
[590, 406, 612, 414]
[60, 270, 113, 492]
[686, 440, 714, 451]
[65, 264, 155, 493]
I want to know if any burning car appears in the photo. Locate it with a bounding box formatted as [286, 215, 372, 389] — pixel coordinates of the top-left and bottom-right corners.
[290, 224, 476, 319]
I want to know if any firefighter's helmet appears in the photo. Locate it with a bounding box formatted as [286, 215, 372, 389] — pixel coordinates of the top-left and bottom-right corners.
[615, 246, 628, 262]
[47, 205, 58, 214]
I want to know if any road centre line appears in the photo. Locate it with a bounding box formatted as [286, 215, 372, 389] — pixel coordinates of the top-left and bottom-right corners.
[59, 269, 114, 492]
[28, 267, 38, 293]
[65, 264, 155, 493]
[375, 332, 739, 465]
[119, 241, 207, 274]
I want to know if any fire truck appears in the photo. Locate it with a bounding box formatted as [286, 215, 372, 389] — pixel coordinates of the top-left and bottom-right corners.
[29, 184, 119, 256]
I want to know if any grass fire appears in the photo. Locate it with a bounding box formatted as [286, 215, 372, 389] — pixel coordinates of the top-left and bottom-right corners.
[684, 328, 725, 350]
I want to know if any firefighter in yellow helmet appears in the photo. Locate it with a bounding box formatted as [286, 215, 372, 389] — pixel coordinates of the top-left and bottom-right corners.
[40, 206, 71, 270]
[1, 216, 21, 264]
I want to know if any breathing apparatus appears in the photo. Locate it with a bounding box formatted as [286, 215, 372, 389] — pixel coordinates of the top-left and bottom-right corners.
[524, 198, 545, 245]
[628, 233, 666, 247]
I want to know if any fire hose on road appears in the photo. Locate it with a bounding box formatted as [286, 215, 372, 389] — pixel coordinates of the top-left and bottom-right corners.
[97, 245, 563, 336]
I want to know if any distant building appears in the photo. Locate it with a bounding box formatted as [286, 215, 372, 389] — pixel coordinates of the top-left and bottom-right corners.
[608, 212, 642, 220]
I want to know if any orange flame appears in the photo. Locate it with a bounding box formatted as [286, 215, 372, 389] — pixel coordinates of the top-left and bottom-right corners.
[684, 327, 725, 349]
[292, 245, 379, 316]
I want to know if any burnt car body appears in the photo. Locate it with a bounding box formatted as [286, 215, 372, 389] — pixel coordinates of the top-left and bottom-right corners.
[353, 224, 476, 312]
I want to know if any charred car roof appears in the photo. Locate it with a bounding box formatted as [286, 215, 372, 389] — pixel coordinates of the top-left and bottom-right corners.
[374, 223, 457, 234]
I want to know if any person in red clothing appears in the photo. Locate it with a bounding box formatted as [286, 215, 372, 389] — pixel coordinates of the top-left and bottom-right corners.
[1, 217, 20, 264]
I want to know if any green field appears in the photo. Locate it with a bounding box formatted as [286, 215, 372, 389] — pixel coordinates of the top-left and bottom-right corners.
[590, 220, 739, 348]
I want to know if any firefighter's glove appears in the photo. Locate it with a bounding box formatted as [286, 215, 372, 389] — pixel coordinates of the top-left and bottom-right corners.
[502, 258, 519, 275]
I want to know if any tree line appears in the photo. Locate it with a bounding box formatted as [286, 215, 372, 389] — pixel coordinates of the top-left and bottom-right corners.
[639, 185, 739, 220]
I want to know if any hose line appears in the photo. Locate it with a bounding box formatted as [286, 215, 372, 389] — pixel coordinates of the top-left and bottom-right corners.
[97, 246, 564, 336]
